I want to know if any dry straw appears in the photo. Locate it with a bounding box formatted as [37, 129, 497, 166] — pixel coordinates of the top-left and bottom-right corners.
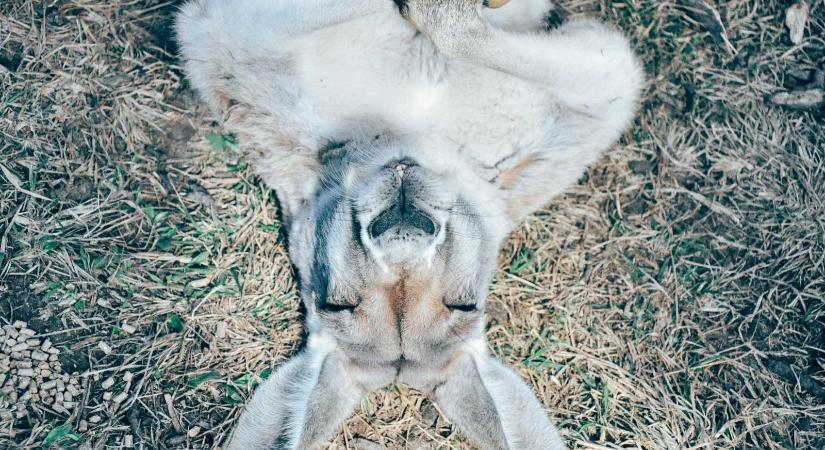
[0, 0, 822, 449]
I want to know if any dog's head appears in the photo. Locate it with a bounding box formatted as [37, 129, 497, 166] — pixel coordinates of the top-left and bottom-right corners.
[224, 137, 568, 450]
[289, 138, 508, 367]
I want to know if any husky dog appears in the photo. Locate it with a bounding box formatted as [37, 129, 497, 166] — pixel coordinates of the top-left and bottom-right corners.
[177, 0, 642, 448]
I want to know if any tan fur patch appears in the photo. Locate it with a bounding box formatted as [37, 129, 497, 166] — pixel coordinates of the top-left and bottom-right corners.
[485, 0, 511, 9]
[385, 279, 407, 319]
[498, 154, 539, 190]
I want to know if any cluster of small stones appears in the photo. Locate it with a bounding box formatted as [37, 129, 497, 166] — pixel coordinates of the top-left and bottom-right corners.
[0, 321, 81, 421]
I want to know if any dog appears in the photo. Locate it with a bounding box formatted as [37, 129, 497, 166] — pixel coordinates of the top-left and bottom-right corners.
[177, 0, 642, 448]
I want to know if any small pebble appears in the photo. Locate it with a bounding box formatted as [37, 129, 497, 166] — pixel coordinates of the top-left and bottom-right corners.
[98, 342, 112, 355]
[101, 377, 115, 389]
[103, 391, 112, 401]
[0, 319, 83, 421]
[121, 324, 137, 334]
[187, 426, 202, 438]
[89, 415, 102, 424]
[113, 392, 128, 404]
[215, 321, 227, 339]
[10, 343, 28, 352]
[78, 420, 88, 432]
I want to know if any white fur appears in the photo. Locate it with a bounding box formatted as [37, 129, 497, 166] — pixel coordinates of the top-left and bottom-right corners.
[177, 1, 643, 448]
[177, 0, 643, 230]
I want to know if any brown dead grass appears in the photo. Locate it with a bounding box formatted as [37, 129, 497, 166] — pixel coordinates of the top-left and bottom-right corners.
[1, 0, 823, 449]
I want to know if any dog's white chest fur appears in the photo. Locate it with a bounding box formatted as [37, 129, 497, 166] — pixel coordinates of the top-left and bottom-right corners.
[296, 10, 553, 167]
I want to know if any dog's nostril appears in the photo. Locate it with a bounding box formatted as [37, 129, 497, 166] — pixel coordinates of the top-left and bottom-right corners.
[406, 209, 436, 235]
[368, 209, 397, 238]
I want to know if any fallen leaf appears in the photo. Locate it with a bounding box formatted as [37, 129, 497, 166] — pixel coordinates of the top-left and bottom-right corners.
[785, 2, 809, 45]
[768, 88, 825, 111]
[187, 370, 222, 387]
[185, 181, 215, 208]
[680, 0, 737, 54]
[41, 423, 82, 447]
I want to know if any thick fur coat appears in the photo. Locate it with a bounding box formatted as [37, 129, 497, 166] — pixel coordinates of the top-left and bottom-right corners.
[177, 0, 643, 448]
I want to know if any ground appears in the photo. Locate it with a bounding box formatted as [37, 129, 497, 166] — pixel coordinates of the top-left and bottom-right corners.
[0, 0, 823, 449]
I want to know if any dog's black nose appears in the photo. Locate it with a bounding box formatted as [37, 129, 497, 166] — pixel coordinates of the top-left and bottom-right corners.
[368, 185, 436, 239]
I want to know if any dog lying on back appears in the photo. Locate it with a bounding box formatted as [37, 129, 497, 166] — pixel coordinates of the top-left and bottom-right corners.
[177, 0, 642, 448]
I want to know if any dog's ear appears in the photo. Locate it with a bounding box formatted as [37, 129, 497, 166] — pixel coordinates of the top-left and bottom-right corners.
[225, 335, 364, 450]
[430, 348, 567, 450]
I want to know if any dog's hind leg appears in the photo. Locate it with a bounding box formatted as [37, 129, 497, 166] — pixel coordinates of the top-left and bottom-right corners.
[483, 0, 554, 32]
[399, 0, 644, 222]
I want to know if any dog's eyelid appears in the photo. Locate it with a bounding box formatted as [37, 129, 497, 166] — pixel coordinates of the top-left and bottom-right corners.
[319, 301, 358, 313]
[443, 299, 478, 312]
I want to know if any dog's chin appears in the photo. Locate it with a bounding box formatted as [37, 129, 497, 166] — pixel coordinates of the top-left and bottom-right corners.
[365, 232, 444, 268]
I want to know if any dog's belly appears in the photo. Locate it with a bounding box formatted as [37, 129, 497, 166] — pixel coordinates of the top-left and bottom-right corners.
[295, 13, 558, 168]
[435, 65, 559, 170]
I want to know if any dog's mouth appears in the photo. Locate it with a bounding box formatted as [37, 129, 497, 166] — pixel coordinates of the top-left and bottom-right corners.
[364, 159, 441, 246]
[368, 190, 438, 239]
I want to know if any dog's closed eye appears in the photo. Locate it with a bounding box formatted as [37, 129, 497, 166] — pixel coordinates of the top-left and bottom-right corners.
[443, 300, 477, 312]
[319, 303, 358, 313]
[316, 298, 361, 313]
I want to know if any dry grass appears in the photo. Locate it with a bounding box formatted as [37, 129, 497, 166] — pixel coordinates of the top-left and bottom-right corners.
[1, 0, 823, 449]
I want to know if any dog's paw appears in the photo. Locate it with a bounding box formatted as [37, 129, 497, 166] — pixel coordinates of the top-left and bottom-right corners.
[483, 0, 511, 8]
[395, 0, 509, 19]
[399, 0, 492, 57]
